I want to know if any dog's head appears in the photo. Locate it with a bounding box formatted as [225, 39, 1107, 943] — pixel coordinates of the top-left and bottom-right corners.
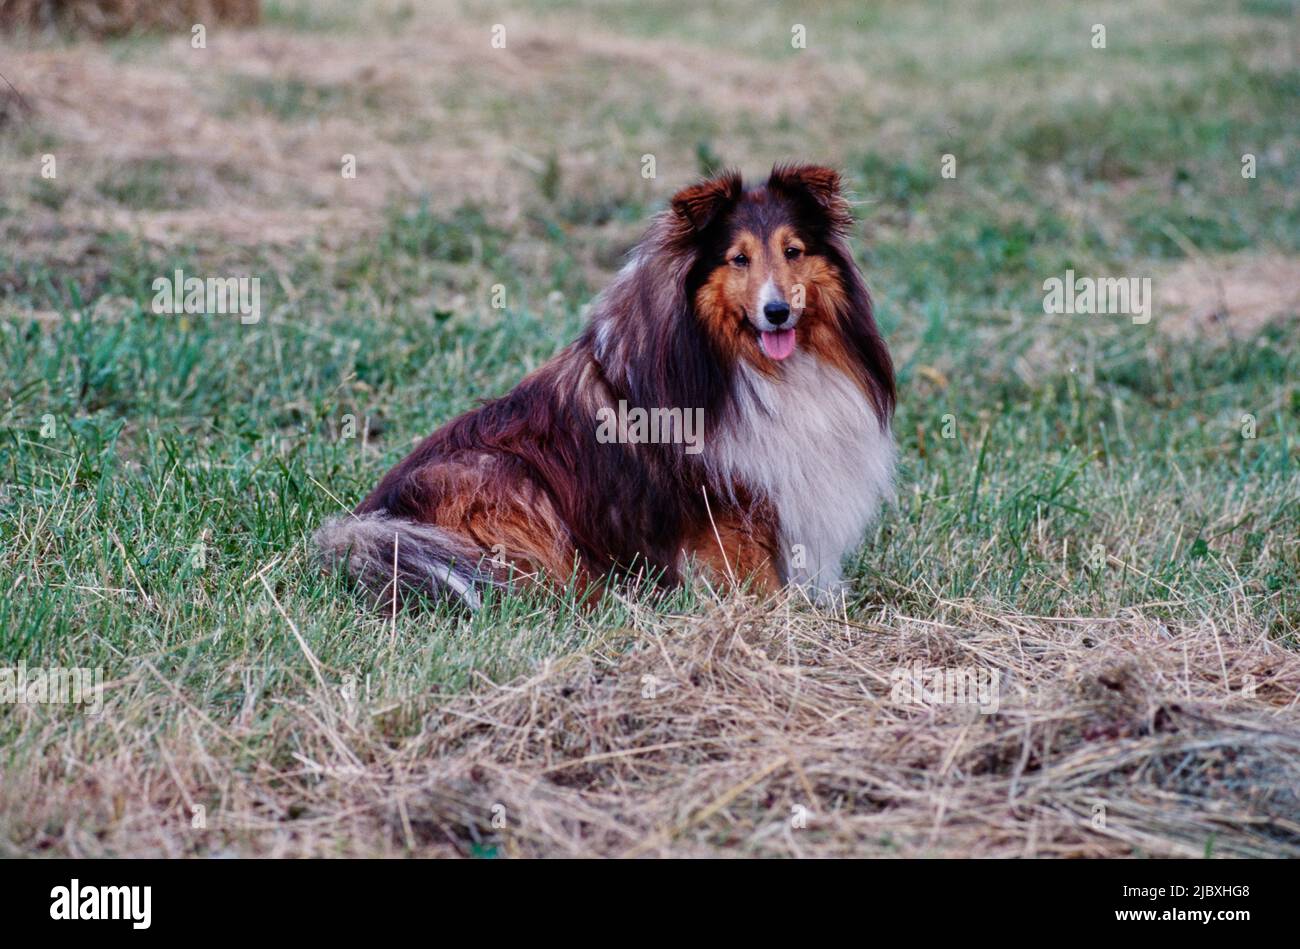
[598, 164, 893, 426]
[669, 164, 859, 368]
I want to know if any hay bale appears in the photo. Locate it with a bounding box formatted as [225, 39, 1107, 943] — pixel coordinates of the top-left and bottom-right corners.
[0, 0, 260, 37]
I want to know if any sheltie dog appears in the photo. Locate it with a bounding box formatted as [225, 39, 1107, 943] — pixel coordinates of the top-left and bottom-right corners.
[315, 164, 896, 609]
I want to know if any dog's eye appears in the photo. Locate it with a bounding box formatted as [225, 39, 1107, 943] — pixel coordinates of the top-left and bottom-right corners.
[731, 254, 749, 267]
[784, 246, 803, 260]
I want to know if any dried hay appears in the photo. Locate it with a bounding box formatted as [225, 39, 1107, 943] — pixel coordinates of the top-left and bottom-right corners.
[5, 592, 1298, 857]
[0, 0, 259, 37]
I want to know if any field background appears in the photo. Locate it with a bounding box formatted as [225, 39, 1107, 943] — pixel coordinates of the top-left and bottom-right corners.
[1, 0, 1298, 857]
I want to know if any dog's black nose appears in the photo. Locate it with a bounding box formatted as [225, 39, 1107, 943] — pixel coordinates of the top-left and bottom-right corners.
[763, 301, 791, 325]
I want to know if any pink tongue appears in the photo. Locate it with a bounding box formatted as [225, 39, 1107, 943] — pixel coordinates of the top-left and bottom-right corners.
[760, 329, 796, 360]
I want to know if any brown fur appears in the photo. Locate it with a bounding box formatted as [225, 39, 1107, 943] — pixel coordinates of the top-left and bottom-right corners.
[317, 164, 895, 608]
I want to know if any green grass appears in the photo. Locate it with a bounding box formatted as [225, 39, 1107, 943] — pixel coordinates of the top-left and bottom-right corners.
[219, 74, 382, 121]
[0, 0, 1297, 856]
[3, 239, 1295, 698]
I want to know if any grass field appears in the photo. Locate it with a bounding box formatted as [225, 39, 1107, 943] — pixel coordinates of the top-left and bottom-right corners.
[1, 0, 1298, 857]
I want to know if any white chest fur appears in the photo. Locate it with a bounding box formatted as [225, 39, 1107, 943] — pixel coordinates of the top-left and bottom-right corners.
[707, 350, 895, 596]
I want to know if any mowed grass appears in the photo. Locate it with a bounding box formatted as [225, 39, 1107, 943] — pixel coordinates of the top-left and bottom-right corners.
[0, 0, 1297, 856]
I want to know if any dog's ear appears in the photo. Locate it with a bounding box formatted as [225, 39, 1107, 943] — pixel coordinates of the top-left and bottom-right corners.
[767, 163, 852, 232]
[669, 169, 743, 234]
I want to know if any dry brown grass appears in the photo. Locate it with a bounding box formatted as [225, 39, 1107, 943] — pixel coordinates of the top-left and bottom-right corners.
[6, 590, 1298, 858]
[1156, 253, 1300, 340]
[0, 12, 689, 269]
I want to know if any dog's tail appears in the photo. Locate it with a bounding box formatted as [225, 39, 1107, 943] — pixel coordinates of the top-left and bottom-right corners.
[314, 513, 490, 610]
